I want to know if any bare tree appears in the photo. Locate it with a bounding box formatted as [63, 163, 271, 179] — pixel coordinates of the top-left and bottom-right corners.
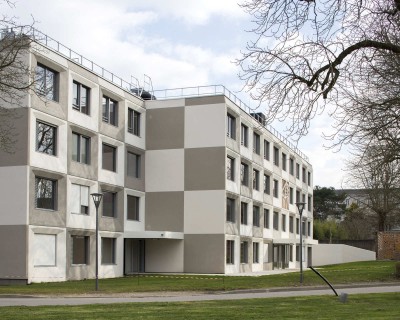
[0, 0, 34, 153]
[237, 0, 400, 147]
[345, 145, 400, 231]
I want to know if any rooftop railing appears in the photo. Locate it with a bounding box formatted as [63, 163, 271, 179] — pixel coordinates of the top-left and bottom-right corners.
[153, 85, 309, 162]
[1, 26, 141, 96]
[1, 26, 309, 162]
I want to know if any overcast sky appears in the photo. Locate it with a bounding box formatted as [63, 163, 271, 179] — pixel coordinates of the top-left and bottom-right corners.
[5, 0, 348, 188]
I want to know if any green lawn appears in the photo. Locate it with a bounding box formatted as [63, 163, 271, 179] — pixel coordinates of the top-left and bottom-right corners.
[0, 261, 398, 296]
[1, 293, 399, 319]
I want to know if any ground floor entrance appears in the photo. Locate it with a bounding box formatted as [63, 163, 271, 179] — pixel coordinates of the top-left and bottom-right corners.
[273, 244, 290, 269]
[124, 239, 145, 274]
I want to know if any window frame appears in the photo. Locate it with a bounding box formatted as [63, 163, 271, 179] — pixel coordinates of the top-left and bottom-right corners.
[253, 169, 260, 191]
[282, 153, 287, 171]
[226, 240, 235, 264]
[241, 124, 248, 147]
[226, 197, 236, 223]
[35, 176, 57, 211]
[35, 63, 58, 101]
[72, 81, 90, 114]
[128, 108, 141, 136]
[72, 132, 90, 164]
[289, 216, 294, 233]
[264, 174, 271, 195]
[273, 146, 279, 166]
[102, 143, 117, 172]
[102, 191, 117, 218]
[227, 156, 235, 181]
[264, 208, 270, 229]
[71, 183, 89, 215]
[102, 96, 118, 126]
[127, 194, 140, 221]
[273, 179, 279, 198]
[273, 211, 279, 230]
[226, 113, 236, 139]
[36, 121, 57, 156]
[240, 202, 248, 225]
[253, 132, 260, 154]
[253, 205, 260, 227]
[240, 241, 248, 264]
[101, 237, 116, 265]
[240, 162, 249, 186]
[264, 140, 270, 160]
[253, 242, 260, 263]
[127, 151, 141, 178]
[71, 235, 89, 265]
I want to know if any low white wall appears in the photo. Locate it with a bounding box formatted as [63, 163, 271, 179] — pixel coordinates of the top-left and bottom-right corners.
[312, 244, 376, 266]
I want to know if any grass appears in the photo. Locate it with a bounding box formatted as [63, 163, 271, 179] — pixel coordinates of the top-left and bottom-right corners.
[1, 293, 399, 319]
[0, 261, 398, 296]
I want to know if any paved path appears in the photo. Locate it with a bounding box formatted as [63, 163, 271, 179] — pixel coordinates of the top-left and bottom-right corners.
[0, 284, 399, 307]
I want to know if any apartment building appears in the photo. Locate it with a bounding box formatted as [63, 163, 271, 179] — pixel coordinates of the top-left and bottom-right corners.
[0, 29, 316, 284]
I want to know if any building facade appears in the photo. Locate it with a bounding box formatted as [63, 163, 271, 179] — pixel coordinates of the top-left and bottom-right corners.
[0, 30, 316, 284]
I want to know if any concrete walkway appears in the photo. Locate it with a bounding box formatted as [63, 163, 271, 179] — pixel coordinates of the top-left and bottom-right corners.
[0, 283, 399, 307]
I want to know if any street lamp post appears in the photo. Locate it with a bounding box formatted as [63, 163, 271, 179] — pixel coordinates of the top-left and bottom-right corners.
[295, 202, 306, 284]
[91, 193, 103, 291]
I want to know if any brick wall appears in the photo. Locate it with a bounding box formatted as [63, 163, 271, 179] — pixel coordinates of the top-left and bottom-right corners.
[377, 232, 400, 260]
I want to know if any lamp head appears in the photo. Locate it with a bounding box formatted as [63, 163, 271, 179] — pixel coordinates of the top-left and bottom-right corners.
[91, 193, 103, 208]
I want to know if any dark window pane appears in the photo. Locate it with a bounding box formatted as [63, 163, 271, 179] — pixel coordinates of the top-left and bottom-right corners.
[35, 177, 56, 210]
[36, 122, 56, 155]
[102, 238, 116, 264]
[127, 195, 139, 220]
[72, 235, 89, 265]
[102, 192, 116, 217]
[102, 144, 116, 172]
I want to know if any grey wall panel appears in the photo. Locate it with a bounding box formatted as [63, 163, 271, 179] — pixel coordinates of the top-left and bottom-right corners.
[0, 225, 27, 279]
[145, 192, 184, 232]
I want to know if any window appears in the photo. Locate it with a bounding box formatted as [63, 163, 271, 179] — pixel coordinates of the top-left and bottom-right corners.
[33, 234, 56, 266]
[240, 241, 248, 263]
[273, 147, 279, 166]
[253, 169, 260, 191]
[308, 171, 311, 186]
[241, 124, 248, 146]
[128, 108, 141, 136]
[302, 193, 306, 203]
[264, 140, 270, 160]
[308, 222, 311, 237]
[302, 221, 306, 236]
[226, 240, 234, 264]
[253, 242, 260, 263]
[282, 153, 287, 171]
[71, 184, 89, 214]
[253, 132, 260, 154]
[72, 132, 90, 164]
[35, 63, 58, 101]
[227, 113, 236, 139]
[127, 195, 140, 221]
[241, 202, 248, 225]
[227, 157, 234, 181]
[102, 96, 118, 126]
[289, 158, 294, 175]
[308, 196, 312, 211]
[302, 167, 306, 183]
[102, 144, 116, 172]
[289, 216, 294, 233]
[72, 235, 89, 265]
[290, 187, 294, 204]
[273, 211, 279, 230]
[296, 245, 300, 262]
[296, 218, 300, 234]
[290, 245, 293, 262]
[72, 81, 89, 114]
[273, 179, 279, 198]
[102, 237, 116, 264]
[35, 177, 57, 210]
[282, 214, 286, 232]
[127, 152, 141, 178]
[264, 174, 270, 194]
[240, 162, 249, 186]
[296, 163, 300, 179]
[264, 209, 270, 229]
[296, 190, 300, 203]
[102, 191, 116, 218]
[253, 206, 260, 227]
[226, 197, 235, 222]
[36, 121, 57, 156]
